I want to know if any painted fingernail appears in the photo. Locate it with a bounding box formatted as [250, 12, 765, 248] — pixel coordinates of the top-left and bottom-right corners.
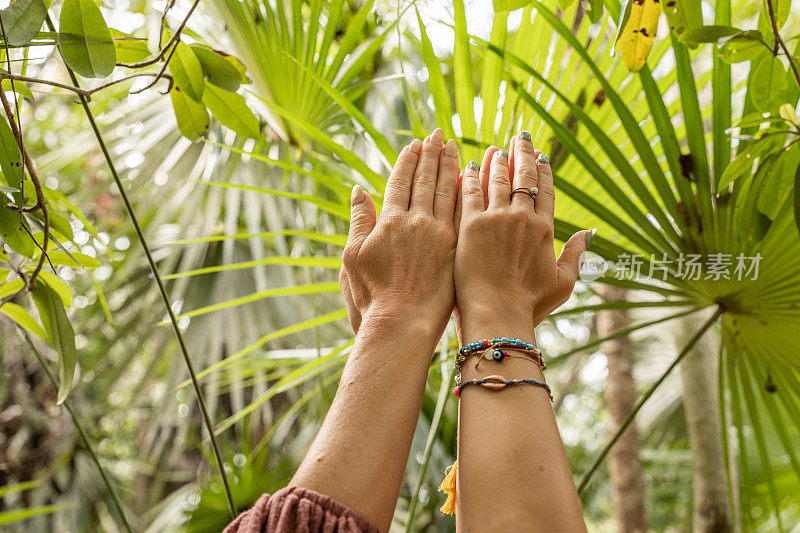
[520, 130, 531, 141]
[499, 149, 509, 159]
[409, 139, 422, 154]
[585, 228, 597, 247]
[468, 160, 478, 170]
[537, 152, 550, 164]
[352, 184, 365, 205]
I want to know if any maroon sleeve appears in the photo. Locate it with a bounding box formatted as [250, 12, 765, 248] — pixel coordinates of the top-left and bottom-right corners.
[223, 486, 381, 533]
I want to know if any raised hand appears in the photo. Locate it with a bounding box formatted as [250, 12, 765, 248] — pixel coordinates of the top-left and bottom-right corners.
[292, 130, 461, 530]
[452, 132, 590, 530]
[340, 128, 460, 336]
[455, 133, 594, 340]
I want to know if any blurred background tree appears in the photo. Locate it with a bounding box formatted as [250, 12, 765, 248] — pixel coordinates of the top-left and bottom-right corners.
[1, 0, 799, 531]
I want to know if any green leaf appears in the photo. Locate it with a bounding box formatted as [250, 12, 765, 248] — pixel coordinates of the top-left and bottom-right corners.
[0, 503, 75, 526]
[585, 0, 604, 23]
[201, 84, 260, 139]
[416, 8, 455, 139]
[749, 55, 788, 112]
[172, 281, 340, 321]
[0, 278, 24, 298]
[0, 207, 34, 257]
[721, 38, 766, 63]
[0, 0, 47, 46]
[170, 86, 209, 141]
[732, 112, 784, 128]
[39, 250, 99, 269]
[453, 0, 475, 149]
[32, 284, 77, 404]
[1, 302, 46, 340]
[493, 0, 530, 11]
[33, 270, 72, 307]
[612, 0, 633, 56]
[1, 79, 34, 99]
[0, 479, 43, 498]
[761, 0, 790, 31]
[794, 158, 800, 240]
[679, 25, 741, 45]
[718, 137, 781, 189]
[162, 255, 342, 280]
[43, 211, 73, 240]
[57, 0, 116, 78]
[191, 45, 241, 92]
[0, 116, 23, 193]
[661, 0, 702, 36]
[169, 40, 204, 102]
[779, 103, 798, 126]
[110, 30, 150, 63]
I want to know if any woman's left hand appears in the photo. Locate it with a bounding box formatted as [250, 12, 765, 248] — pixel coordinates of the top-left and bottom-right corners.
[339, 128, 460, 337]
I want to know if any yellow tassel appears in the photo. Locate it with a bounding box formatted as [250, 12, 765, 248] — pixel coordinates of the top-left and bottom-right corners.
[438, 459, 457, 515]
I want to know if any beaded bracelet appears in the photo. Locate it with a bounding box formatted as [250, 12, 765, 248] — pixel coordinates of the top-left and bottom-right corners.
[455, 338, 545, 386]
[453, 374, 553, 401]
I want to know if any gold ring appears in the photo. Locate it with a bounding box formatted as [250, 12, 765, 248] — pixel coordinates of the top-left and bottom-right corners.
[510, 186, 538, 200]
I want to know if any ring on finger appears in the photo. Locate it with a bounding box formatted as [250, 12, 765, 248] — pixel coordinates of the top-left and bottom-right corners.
[510, 186, 538, 201]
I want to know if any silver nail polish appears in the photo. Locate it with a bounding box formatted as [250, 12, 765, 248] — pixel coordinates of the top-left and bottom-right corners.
[537, 153, 550, 164]
[520, 131, 531, 141]
[468, 160, 478, 170]
[585, 228, 597, 247]
[499, 149, 509, 158]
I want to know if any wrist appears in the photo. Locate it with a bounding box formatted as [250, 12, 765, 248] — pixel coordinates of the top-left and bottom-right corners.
[459, 303, 536, 347]
[360, 304, 441, 348]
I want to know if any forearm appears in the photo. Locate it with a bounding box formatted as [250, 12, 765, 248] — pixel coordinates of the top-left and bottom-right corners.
[455, 311, 586, 532]
[290, 312, 439, 531]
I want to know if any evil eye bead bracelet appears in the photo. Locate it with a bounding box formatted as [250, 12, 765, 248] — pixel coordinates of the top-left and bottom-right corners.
[455, 338, 545, 385]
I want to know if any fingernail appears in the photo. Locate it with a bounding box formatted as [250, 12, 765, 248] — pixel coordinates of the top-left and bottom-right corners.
[520, 130, 531, 141]
[499, 149, 509, 159]
[445, 139, 457, 156]
[352, 184, 365, 205]
[409, 139, 422, 154]
[537, 152, 550, 164]
[468, 160, 478, 170]
[585, 228, 597, 247]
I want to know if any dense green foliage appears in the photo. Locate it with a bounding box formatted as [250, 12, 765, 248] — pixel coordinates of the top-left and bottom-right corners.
[1, 0, 799, 530]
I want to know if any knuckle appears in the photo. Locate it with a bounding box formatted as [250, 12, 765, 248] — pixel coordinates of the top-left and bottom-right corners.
[342, 247, 358, 269]
[541, 223, 555, 242]
[463, 180, 483, 197]
[518, 167, 537, 183]
[518, 143, 536, 155]
[489, 173, 509, 185]
[409, 212, 429, 229]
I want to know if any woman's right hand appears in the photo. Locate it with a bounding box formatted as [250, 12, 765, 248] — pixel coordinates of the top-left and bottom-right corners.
[339, 128, 460, 338]
[454, 133, 593, 342]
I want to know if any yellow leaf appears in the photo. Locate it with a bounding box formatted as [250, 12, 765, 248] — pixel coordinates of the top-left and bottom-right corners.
[619, 0, 661, 73]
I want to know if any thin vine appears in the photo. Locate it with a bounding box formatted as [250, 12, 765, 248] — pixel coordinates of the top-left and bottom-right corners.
[42, 7, 238, 519]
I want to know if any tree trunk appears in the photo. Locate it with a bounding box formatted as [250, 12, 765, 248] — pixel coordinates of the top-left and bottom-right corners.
[674, 309, 732, 533]
[598, 286, 648, 533]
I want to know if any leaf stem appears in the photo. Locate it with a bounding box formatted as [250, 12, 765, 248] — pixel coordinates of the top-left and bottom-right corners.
[115, 0, 200, 69]
[766, 0, 800, 90]
[44, 13, 237, 520]
[576, 306, 723, 494]
[20, 330, 135, 533]
[0, 72, 174, 99]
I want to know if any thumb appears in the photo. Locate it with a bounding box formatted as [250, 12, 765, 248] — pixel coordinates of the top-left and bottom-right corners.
[557, 228, 596, 287]
[347, 185, 377, 251]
